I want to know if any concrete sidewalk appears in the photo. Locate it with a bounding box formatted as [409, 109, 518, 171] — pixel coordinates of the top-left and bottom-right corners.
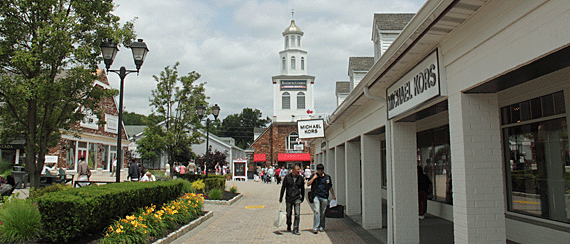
[172, 180, 373, 244]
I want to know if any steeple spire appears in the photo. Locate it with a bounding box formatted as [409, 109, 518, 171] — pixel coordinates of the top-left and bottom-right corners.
[292, 9, 294, 20]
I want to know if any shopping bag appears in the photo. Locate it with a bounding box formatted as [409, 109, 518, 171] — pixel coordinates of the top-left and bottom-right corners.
[325, 205, 344, 218]
[329, 199, 337, 208]
[274, 203, 287, 228]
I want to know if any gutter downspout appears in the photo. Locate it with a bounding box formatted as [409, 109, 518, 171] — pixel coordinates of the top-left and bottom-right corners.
[363, 86, 385, 103]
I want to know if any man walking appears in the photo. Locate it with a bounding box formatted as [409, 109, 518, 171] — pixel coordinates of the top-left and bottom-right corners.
[279, 165, 305, 235]
[307, 163, 336, 234]
[110, 156, 117, 177]
[128, 159, 140, 181]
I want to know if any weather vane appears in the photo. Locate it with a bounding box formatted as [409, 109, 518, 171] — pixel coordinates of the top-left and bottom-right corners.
[292, 9, 294, 20]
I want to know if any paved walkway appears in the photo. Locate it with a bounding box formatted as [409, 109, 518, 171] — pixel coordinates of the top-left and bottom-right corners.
[172, 180, 368, 244]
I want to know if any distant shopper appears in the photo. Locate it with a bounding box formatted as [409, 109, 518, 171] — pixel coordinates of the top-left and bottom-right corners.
[0, 175, 16, 196]
[267, 166, 274, 184]
[180, 164, 187, 174]
[140, 171, 156, 182]
[304, 166, 312, 181]
[275, 167, 282, 184]
[215, 163, 221, 175]
[110, 156, 117, 177]
[77, 157, 91, 187]
[279, 166, 288, 182]
[165, 163, 170, 178]
[128, 160, 140, 181]
[418, 166, 432, 219]
[279, 165, 305, 235]
[307, 163, 336, 234]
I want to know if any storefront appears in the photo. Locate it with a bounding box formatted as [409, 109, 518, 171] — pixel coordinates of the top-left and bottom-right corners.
[311, 1, 570, 243]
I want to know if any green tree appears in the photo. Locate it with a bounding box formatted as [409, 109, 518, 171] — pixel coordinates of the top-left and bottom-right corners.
[195, 149, 228, 172]
[138, 62, 208, 176]
[0, 0, 135, 188]
[217, 108, 271, 149]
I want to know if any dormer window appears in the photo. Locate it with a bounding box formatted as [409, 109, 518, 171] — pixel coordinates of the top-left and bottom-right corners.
[291, 56, 296, 70]
[297, 92, 305, 109]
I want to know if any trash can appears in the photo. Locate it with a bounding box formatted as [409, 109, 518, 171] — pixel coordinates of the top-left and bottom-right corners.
[11, 171, 28, 189]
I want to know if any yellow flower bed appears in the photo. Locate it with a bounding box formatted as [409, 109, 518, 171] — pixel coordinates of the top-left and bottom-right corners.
[100, 193, 204, 244]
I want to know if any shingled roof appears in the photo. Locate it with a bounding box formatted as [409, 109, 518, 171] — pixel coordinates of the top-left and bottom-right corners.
[348, 57, 375, 73]
[336, 81, 351, 95]
[374, 13, 415, 31]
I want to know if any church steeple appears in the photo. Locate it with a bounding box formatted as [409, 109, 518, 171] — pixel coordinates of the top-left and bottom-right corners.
[273, 15, 315, 123]
[280, 16, 307, 76]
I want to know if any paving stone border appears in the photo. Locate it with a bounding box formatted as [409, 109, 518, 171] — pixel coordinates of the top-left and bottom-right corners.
[204, 193, 243, 205]
[153, 211, 213, 244]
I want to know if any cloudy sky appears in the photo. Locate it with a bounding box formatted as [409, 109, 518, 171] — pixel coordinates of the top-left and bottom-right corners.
[107, 0, 426, 120]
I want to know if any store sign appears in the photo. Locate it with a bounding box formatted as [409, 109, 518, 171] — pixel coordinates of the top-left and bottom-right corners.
[387, 49, 441, 119]
[105, 114, 118, 134]
[80, 108, 99, 130]
[280, 80, 307, 91]
[0, 144, 24, 150]
[298, 119, 324, 139]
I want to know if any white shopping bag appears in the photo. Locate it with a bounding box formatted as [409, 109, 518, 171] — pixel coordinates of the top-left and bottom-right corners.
[274, 203, 287, 229]
[329, 199, 338, 208]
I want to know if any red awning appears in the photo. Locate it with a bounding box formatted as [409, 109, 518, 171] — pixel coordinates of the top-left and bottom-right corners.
[278, 153, 310, 162]
[254, 154, 266, 162]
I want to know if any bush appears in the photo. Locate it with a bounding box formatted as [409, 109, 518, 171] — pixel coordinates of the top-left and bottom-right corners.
[36, 181, 183, 243]
[0, 158, 13, 175]
[180, 179, 196, 194]
[0, 198, 42, 243]
[208, 188, 223, 200]
[204, 177, 225, 191]
[191, 179, 205, 191]
[229, 184, 237, 194]
[30, 183, 72, 200]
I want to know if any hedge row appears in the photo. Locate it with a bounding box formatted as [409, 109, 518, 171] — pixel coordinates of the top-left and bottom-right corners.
[175, 174, 226, 190]
[36, 180, 183, 243]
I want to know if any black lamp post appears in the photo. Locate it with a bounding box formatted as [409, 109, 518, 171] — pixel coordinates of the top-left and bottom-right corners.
[196, 104, 220, 176]
[100, 39, 149, 183]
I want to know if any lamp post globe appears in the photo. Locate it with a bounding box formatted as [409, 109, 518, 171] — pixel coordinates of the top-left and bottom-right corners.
[197, 104, 221, 176]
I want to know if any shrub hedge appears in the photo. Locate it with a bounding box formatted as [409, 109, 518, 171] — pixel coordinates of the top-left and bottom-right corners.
[36, 180, 183, 243]
[175, 174, 226, 191]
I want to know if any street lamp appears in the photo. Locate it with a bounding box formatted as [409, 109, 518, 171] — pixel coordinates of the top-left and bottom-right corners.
[196, 104, 220, 176]
[100, 39, 149, 183]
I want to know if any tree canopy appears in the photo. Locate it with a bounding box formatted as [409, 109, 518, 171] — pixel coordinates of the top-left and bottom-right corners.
[0, 0, 135, 188]
[137, 62, 208, 175]
[216, 108, 271, 149]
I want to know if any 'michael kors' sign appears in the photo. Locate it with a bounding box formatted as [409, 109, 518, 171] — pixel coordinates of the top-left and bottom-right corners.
[387, 49, 442, 119]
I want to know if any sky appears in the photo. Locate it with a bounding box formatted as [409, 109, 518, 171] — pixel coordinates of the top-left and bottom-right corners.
[107, 0, 426, 120]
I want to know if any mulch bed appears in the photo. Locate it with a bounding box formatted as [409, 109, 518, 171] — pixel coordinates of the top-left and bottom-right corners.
[196, 190, 240, 201]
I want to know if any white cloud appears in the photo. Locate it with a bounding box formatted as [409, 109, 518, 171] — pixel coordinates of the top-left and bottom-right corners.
[109, 0, 426, 119]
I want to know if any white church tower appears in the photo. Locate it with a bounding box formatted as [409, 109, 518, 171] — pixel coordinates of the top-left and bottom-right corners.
[272, 17, 315, 122]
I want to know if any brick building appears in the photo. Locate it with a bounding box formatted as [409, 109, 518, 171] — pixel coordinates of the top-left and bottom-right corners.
[251, 122, 313, 171]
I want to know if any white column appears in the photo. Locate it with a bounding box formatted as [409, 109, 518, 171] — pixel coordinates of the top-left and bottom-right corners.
[449, 93, 506, 244]
[345, 140, 362, 216]
[389, 121, 419, 243]
[361, 134, 383, 229]
[327, 147, 335, 186]
[335, 144, 346, 206]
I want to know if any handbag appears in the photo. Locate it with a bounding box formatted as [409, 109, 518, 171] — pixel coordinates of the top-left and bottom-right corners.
[274, 203, 287, 229]
[325, 205, 344, 218]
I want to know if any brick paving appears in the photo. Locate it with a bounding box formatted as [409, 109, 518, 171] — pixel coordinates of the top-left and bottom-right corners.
[172, 180, 367, 244]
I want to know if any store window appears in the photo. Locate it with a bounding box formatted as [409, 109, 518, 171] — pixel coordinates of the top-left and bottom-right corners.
[287, 132, 299, 150]
[502, 91, 569, 223]
[282, 92, 290, 109]
[66, 140, 76, 170]
[297, 92, 305, 109]
[417, 125, 452, 204]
